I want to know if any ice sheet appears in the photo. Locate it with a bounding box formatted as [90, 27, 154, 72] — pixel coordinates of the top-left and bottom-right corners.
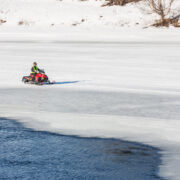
[0, 40, 180, 180]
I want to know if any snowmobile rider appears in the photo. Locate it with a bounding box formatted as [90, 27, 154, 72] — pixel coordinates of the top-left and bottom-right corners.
[31, 62, 43, 81]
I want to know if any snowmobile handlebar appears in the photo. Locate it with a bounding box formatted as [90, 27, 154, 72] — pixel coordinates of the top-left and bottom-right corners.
[39, 69, 45, 73]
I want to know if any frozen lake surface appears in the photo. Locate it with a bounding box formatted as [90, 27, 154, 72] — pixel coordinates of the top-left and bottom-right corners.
[0, 40, 180, 179]
[0, 118, 163, 180]
[1, 88, 180, 120]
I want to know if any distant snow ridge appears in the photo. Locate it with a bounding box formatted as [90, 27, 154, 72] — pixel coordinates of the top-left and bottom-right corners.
[0, 0, 179, 28]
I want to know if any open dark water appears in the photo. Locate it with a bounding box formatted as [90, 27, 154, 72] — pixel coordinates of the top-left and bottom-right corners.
[0, 118, 165, 180]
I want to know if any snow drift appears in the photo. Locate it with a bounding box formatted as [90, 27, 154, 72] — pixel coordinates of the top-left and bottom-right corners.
[0, 0, 179, 28]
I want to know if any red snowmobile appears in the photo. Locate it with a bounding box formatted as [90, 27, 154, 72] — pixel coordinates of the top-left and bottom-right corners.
[22, 70, 54, 85]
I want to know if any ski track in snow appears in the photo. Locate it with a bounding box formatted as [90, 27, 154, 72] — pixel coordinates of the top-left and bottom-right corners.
[0, 40, 180, 180]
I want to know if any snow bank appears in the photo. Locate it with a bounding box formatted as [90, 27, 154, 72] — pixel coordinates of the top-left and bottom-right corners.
[0, 0, 179, 28]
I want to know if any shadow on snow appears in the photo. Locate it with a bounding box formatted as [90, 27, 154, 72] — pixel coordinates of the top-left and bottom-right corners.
[54, 81, 80, 85]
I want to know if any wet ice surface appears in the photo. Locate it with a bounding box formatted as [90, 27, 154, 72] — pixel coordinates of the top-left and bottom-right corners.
[0, 118, 164, 180]
[1, 88, 180, 120]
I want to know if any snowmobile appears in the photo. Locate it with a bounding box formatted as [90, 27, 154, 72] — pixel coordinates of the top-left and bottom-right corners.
[22, 70, 54, 85]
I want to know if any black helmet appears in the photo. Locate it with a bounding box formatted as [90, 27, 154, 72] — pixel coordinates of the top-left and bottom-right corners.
[33, 62, 37, 65]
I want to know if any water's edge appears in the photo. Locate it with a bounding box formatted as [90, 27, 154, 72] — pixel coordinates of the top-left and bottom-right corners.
[0, 117, 165, 180]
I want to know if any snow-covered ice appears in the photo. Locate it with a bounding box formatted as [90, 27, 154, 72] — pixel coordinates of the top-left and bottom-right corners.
[0, 36, 180, 180]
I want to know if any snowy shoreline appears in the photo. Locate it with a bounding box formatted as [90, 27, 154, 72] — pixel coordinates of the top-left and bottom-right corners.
[0, 26, 180, 43]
